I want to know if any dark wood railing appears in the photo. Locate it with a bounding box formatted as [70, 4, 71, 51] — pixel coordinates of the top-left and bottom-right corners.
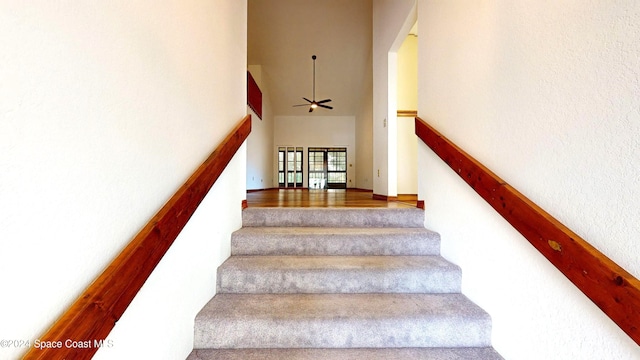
[23, 115, 252, 360]
[415, 116, 640, 345]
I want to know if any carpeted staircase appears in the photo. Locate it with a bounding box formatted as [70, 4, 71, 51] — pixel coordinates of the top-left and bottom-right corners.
[187, 208, 502, 359]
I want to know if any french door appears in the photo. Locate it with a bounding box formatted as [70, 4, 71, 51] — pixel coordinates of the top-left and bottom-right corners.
[278, 147, 303, 188]
[308, 147, 347, 189]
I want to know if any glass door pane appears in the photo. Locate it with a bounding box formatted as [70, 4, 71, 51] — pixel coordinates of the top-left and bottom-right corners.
[287, 147, 295, 187]
[295, 147, 303, 187]
[308, 148, 326, 189]
[308, 147, 347, 189]
[278, 146, 304, 188]
[327, 148, 347, 189]
[278, 147, 285, 187]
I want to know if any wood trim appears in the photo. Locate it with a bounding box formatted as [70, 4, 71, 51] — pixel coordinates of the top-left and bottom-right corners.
[241, 199, 248, 209]
[416, 200, 425, 209]
[24, 115, 252, 360]
[349, 188, 374, 192]
[415, 116, 640, 345]
[397, 194, 418, 201]
[247, 188, 274, 193]
[372, 193, 398, 202]
[397, 110, 418, 117]
[247, 188, 373, 194]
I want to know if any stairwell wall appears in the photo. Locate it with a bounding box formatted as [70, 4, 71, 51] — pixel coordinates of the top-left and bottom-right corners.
[247, 65, 275, 190]
[416, 1, 640, 359]
[355, 53, 374, 191]
[0, 1, 247, 359]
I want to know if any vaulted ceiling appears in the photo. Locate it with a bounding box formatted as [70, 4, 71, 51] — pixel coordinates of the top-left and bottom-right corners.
[248, 0, 373, 117]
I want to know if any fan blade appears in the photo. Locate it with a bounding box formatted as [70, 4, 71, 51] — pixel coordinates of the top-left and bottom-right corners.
[294, 97, 314, 107]
[318, 104, 333, 109]
[308, 106, 314, 113]
[317, 99, 332, 104]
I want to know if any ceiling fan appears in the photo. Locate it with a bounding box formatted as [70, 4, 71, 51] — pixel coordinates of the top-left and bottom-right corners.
[293, 55, 333, 112]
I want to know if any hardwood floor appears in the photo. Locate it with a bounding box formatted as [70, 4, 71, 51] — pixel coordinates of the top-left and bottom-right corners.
[246, 189, 417, 208]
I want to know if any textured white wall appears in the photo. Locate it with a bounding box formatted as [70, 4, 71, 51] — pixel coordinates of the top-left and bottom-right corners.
[397, 35, 418, 111]
[94, 147, 246, 360]
[0, 1, 247, 359]
[397, 116, 418, 195]
[397, 34, 418, 195]
[355, 74, 374, 190]
[417, 0, 640, 358]
[247, 66, 275, 190]
[274, 116, 356, 188]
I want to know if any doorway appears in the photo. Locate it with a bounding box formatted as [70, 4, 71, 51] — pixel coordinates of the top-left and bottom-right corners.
[308, 147, 347, 189]
[396, 22, 418, 200]
[278, 147, 303, 188]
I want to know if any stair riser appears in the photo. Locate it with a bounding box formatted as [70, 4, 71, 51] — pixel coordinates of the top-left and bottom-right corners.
[231, 232, 440, 256]
[218, 268, 461, 294]
[194, 293, 493, 350]
[217, 269, 461, 294]
[242, 208, 425, 228]
[217, 255, 461, 293]
[195, 317, 491, 349]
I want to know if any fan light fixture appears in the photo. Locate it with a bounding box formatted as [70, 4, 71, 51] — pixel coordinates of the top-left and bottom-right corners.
[293, 55, 333, 112]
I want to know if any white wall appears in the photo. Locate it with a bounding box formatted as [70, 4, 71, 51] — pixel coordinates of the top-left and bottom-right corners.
[274, 116, 356, 188]
[397, 34, 418, 195]
[0, 1, 247, 359]
[417, 1, 640, 359]
[396, 116, 417, 195]
[397, 34, 418, 111]
[354, 36, 374, 191]
[355, 73, 374, 190]
[247, 65, 275, 190]
[372, 0, 417, 197]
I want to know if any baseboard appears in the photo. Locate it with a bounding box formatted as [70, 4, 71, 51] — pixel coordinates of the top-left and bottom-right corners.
[249, 188, 373, 192]
[247, 187, 309, 192]
[397, 194, 418, 201]
[247, 188, 277, 193]
[372, 193, 398, 202]
[373, 193, 424, 209]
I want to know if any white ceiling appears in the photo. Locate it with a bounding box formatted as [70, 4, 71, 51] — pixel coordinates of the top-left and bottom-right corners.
[248, 0, 373, 116]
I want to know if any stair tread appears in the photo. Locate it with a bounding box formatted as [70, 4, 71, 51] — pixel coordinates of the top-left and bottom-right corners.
[188, 347, 504, 360]
[232, 227, 440, 256]
[217, 255, 461, 293]
[194, 293, 492, 349]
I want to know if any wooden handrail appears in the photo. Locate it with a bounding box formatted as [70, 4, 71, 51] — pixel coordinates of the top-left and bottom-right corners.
[23, 115, 252, 360]
[415, 116, 640, 345]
